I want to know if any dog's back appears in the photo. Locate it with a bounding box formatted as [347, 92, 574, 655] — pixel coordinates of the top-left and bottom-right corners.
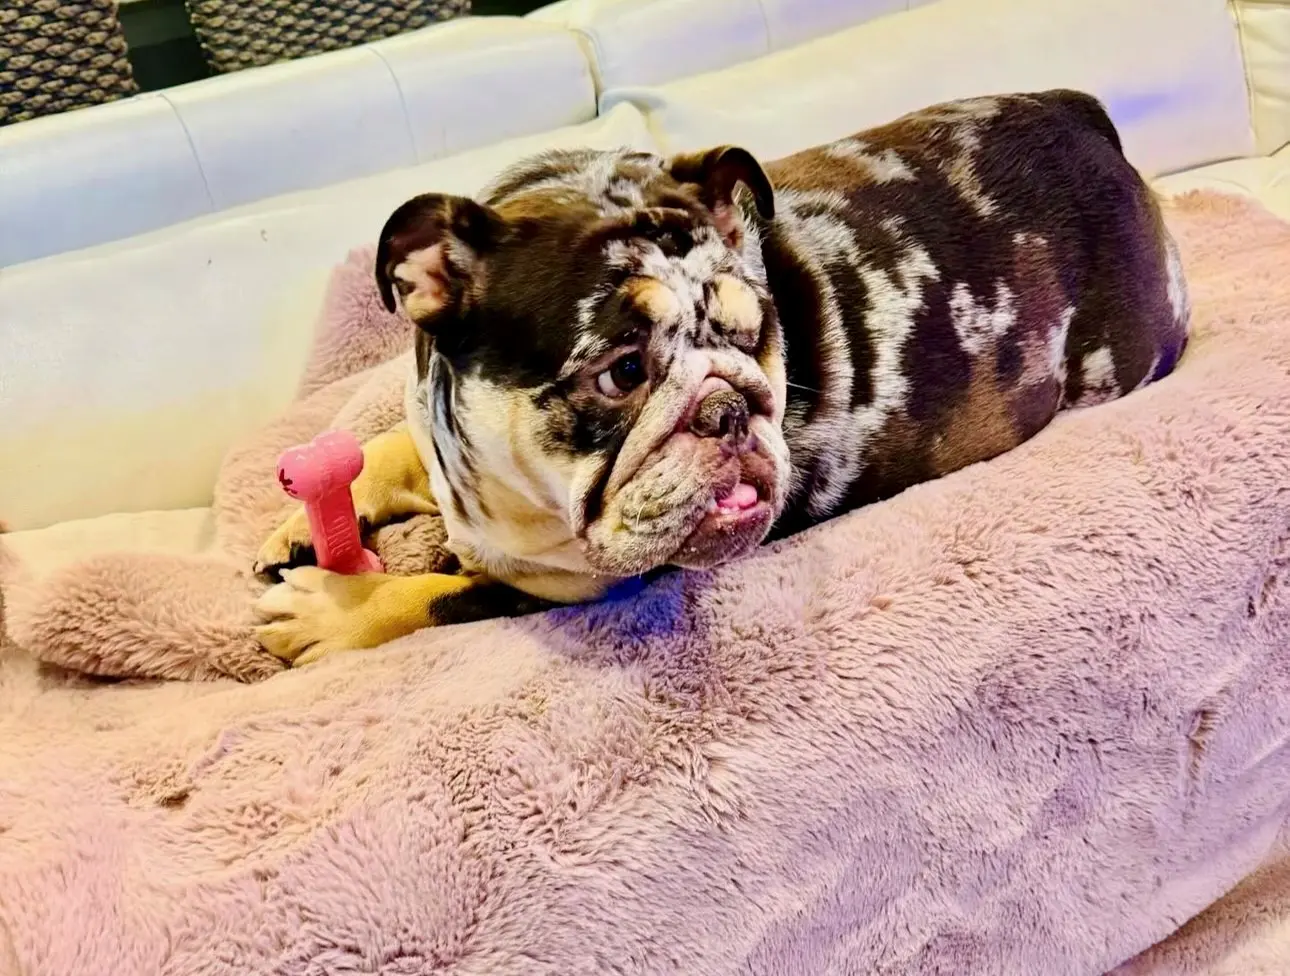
[761, 89, 1189, 533]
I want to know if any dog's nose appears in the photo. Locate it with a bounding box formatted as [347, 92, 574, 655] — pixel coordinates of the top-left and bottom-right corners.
[691, 388, 750, 446]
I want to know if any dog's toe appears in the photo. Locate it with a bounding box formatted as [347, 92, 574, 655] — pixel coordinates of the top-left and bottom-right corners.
[254, 620, 313, 662]
[254, 575, 306, 622]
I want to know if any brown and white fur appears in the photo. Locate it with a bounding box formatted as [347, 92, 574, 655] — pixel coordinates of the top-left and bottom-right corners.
[254, 89, 1189, 665]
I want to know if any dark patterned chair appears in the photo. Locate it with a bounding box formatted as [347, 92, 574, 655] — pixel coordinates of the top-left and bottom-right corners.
[185, 0, 471, 74]
[0, 0, 137, 126]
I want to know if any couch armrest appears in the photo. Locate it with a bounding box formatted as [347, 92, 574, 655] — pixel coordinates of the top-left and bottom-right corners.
[1234, 0, 1290, 155]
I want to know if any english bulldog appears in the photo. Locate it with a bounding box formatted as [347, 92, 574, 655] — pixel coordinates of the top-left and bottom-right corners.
[254, 89, 1190, 665]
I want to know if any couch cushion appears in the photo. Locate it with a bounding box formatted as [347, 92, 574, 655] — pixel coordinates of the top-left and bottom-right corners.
[1155, 145, 1290, 220]
[0, 104, 656, 532]
[0, 17, 596, 267]
[161, 47, 415, 213]
[529, 0, 922, 91]
[2, 509, 215, 579]
[1235, 0, 1290, 156]
[0, 93, 213, 268]
[166, 17, 597, 212]
[606, 0, 1255, 179]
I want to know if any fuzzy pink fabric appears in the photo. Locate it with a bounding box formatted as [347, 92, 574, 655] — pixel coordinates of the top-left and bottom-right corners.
[1, 192, 1289, 974]
[1114, 822, 1290, 975]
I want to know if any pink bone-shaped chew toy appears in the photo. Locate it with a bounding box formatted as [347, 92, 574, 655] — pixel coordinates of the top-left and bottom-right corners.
[276, 430, 383, 575]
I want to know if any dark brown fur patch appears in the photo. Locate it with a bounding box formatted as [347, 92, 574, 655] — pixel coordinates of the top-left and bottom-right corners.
[759, 89, 1189, 526]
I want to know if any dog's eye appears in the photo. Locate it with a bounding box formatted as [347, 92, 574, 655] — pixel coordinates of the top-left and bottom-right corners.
[596, 351, 646, 398]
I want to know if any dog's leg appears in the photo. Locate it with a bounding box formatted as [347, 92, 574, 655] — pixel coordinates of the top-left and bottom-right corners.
[253, 568, 550, 666]
[255, 424, 435, 577]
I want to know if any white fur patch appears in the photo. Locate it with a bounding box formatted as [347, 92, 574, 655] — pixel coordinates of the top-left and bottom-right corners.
[1073, 345, 1118, 407]
[945, 129, 998, 218]
[483, 149, 666, 219]
[1051, 306, 1076, 387]
[949, 281, 1016, 356]
[918, 99, 1004, 219]
[550, 153, 643, 210]
[811, 246, 940, 518]
[775, 184, 942, 519]
[825, 141, 916, 182]
[1164, 234, 1190, 325]
[565, 325, 612, 377]
[1135, 353, 1161, 392]
[852, 247, 941, 434]
[775, 189, 863, 412]
[922, 96, 1004, 123]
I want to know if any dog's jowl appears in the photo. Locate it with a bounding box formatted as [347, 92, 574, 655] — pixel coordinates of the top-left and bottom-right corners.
[254, 89, 1190, 663]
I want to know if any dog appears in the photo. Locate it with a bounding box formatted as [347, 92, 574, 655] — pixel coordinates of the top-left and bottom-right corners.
[254, 89, 1190, 665]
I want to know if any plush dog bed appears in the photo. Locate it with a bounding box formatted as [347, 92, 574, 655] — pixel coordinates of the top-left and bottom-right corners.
[2, 191, 1290, 974]
[1113, 822, 1290, 975]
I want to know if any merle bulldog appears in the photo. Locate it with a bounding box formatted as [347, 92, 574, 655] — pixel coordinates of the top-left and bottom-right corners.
[254, 89, 1190, 665]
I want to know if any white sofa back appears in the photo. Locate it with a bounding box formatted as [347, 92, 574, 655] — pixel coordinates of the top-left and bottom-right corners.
[530, 0, 937, 90]
[0, 17, 596, 268]
[536, 0, 1290, 165]
[602, 0, 1257, 178]
[0, 106, 655, 532]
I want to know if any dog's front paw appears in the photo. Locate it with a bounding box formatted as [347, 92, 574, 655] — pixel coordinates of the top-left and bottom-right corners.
[253, 567, 473, 666]
[254, 567, 392, 666]
[254, 507, 316, 580]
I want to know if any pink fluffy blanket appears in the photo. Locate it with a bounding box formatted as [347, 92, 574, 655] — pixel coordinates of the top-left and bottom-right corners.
[1, 191, 1290, 974]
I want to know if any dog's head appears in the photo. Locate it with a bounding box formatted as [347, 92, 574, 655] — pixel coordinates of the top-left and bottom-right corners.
[375, 147, 789, 586]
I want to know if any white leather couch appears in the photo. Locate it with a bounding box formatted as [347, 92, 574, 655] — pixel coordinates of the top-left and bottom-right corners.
[0, 2, 1284, 546]
[1, 0, 1289, 966]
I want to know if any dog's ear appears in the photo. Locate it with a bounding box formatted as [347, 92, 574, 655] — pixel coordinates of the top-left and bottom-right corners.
[667, 146, 774, 247]
[375, 194, 507, 327]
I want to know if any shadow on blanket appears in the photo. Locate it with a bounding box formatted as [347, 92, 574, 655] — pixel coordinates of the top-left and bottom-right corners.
[0, 191, 1288, 973]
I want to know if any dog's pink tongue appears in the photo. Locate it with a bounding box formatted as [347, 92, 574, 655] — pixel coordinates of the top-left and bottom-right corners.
[715, 482, 759, 512]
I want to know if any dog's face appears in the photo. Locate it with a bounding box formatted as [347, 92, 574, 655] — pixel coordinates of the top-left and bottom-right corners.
[375, 147, 791, 583]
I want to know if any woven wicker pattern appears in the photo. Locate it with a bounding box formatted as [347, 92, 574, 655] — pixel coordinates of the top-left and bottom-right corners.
[185, 0, 471, 74]
[0, 0, 138, 126]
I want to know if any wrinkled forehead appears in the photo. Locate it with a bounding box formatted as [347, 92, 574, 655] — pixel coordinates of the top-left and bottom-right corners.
[563, 236, 766, 379]
[469, 148, 760, 379]
[482, 147, 675, 214]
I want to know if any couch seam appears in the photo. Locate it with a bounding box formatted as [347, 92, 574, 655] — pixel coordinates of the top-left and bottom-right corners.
[575, 23, 608, 102]
[368, 46, 423, 163]
[752, 0, 773, 55]
[1229, 0, 1263, 153]
[158, 92, 216, 212]
[569, 28, 605, 112]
